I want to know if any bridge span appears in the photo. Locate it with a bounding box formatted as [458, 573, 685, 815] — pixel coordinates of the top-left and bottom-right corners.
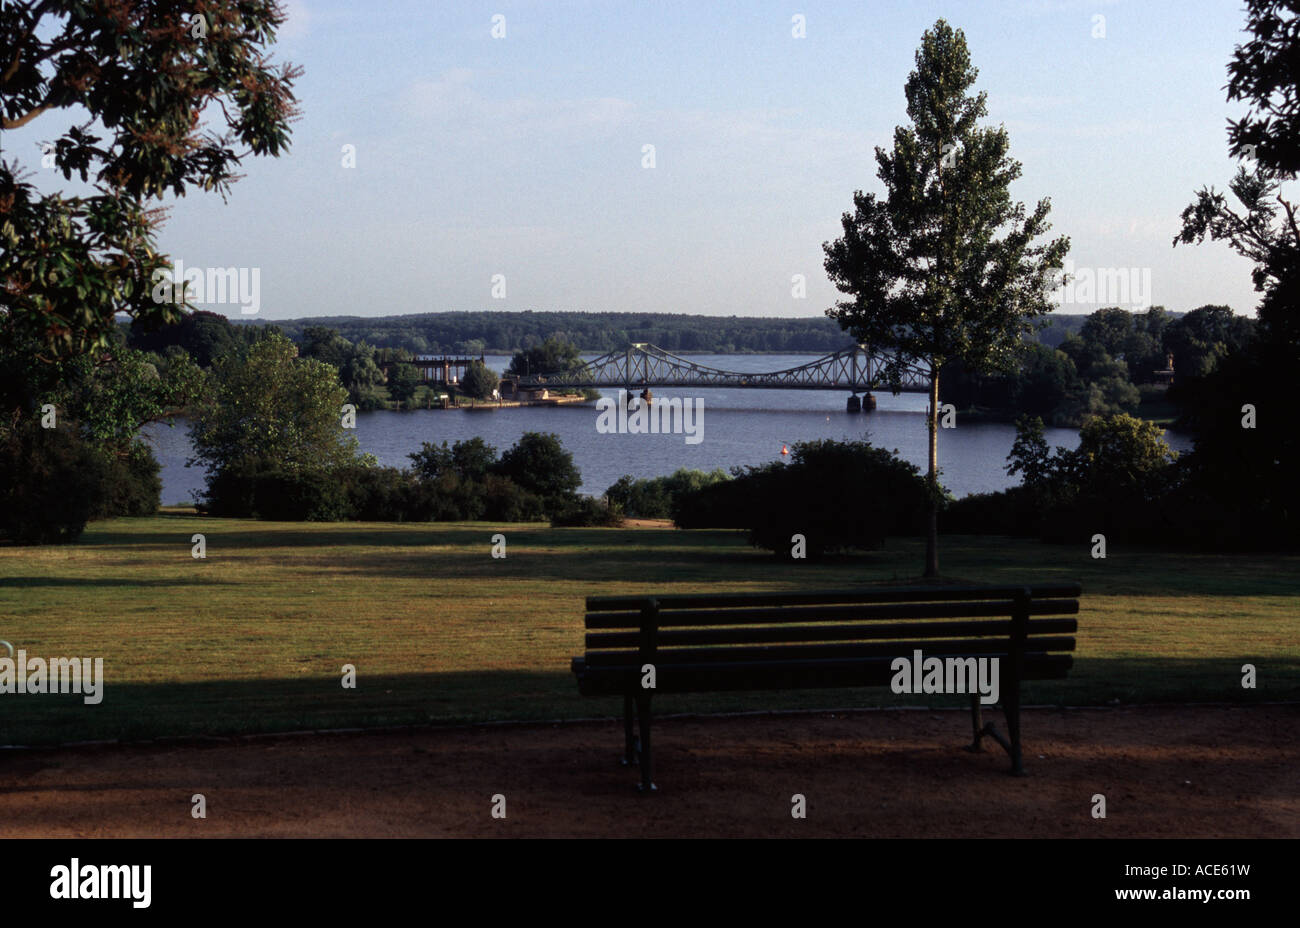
[509, 343, 930, 411]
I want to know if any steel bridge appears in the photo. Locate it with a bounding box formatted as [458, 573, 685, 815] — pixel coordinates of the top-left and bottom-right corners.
[512, 343, 932, 396]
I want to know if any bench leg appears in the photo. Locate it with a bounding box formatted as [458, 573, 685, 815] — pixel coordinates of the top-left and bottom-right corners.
[622, 694, 638, 766]
[635, 694, 657, 793]
[1004, 685, 1026, 776]
[964, 694, 984, 752]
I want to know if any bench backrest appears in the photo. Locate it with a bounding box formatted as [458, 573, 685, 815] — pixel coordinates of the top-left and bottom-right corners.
[578, 585, 1081, 693]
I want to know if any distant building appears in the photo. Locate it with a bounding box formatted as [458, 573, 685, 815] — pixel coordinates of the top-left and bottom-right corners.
[1153, 352, 1175, 385]
[387, 355, 485, 385]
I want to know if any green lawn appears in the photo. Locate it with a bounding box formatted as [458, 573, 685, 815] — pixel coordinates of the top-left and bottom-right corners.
[0, 510, 1296, 745]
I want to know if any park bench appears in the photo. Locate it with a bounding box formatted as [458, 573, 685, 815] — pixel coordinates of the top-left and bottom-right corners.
[571, 584, 1081, 791]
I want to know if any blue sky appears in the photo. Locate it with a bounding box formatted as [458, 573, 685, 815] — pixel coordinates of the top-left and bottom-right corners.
[10, 0, 1271, 321]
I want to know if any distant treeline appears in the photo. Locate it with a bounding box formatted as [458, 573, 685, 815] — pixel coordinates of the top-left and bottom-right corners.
[229, 310, 1129, 356]
[234, 311, 857, 355]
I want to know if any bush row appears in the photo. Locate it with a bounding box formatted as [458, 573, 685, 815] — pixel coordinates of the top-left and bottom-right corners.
[0, 423, 161, 545]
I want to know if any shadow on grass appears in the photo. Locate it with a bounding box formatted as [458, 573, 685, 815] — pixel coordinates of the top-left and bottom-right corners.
[1, 658, 1295, 748]
[0, 577, 237, 589]
[68, 518, 1300, 598]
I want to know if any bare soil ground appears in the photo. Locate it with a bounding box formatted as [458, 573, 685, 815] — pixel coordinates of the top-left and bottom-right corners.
[1, 705, 1295, 838]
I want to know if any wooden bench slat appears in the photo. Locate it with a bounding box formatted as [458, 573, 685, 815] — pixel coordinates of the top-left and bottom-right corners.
[585, 598, 1079, 629]
[580, 636, 1076, 668]
[586, 584, 1082, 611]
[585, 617, 1078, 649]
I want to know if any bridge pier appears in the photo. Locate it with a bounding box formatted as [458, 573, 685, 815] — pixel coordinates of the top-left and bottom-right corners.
[846, 393, 878, 413]
[846, 394, 861, 413]
[864, 393, 877, 410]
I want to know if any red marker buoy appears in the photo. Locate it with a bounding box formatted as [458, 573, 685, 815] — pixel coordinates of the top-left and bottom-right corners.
[780, 444, 789, 456]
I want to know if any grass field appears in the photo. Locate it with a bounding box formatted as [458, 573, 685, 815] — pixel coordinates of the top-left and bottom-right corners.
[1, 509, 1296, 746]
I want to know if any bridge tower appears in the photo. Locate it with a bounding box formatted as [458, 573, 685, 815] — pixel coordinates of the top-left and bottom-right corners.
[625, 345, 635, 408]
[847, 347, 860, 412]
[846, 345, 877, 412]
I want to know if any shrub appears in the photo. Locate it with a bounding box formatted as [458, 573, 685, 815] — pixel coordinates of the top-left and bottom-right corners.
[338, 465, 415, 521]
[606, 468, 730, 519]
[251, 469, 349, 521]
[496, 432, 580, 512]
[481, 474, 546, 522]
[202, 457, 348, 521]
[0, 421, 108, 544]
[940, 486, 1042, 537]
[426, 471, 488, 521]
[551, 496, 624, 527]
[89, 441, 162, 519]
[674, 440, 930, 558]
[1001, 413, 1181, 545]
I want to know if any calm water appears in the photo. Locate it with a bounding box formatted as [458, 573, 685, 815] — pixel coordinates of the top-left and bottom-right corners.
[143, 353, 1193, 505]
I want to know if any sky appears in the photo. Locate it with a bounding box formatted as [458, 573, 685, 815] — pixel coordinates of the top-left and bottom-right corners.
[7, 0, 1274, 321]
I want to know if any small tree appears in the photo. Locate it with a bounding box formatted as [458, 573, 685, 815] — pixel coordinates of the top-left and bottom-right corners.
[190, 333, 360, 481]
[496, 432, 581, 511]
[409, 437, 498, 483]
[387, 363, 420, 407]
[460, 360, 499, 400]
[823, 19, 1069, 576]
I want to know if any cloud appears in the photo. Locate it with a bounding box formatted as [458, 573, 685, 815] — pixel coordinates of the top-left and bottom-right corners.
[400, 71, 636, 143]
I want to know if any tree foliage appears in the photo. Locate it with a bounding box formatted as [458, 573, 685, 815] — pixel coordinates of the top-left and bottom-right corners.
[506, 337, 584, 377]
[460, 359, 499, 400]
[496, 432, 581, 505]
[606, 468, 731, 519]
[189, 333, 360, 484]
[386, 363, 420, 407]
[822, 19, 1069, 575]
[1225, 0, 1300, 176]
[1, 0, 301, 359]
[673, 440, 930, 559]
[1171, 0, 1300, 547]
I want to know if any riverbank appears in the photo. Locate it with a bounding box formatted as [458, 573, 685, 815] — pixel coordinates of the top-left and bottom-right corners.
[948, 389, 1182, 429]
[459, 394, 589, 410]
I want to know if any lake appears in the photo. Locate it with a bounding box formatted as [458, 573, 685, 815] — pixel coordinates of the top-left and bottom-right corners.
[143, 353, 1193, 506]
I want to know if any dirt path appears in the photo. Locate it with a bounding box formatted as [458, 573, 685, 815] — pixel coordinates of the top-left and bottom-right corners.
[1, 705, 1295, 838]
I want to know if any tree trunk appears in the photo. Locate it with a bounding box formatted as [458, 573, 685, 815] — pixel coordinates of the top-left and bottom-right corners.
[925, 366, 940, 578]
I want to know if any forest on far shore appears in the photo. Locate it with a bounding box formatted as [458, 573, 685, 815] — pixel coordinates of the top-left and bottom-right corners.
[228, 308, 1102, 356]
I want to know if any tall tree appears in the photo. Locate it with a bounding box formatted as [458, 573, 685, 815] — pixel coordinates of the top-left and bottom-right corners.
[1173, 0, 1300, 546]
[822, 19, 1069, 576]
